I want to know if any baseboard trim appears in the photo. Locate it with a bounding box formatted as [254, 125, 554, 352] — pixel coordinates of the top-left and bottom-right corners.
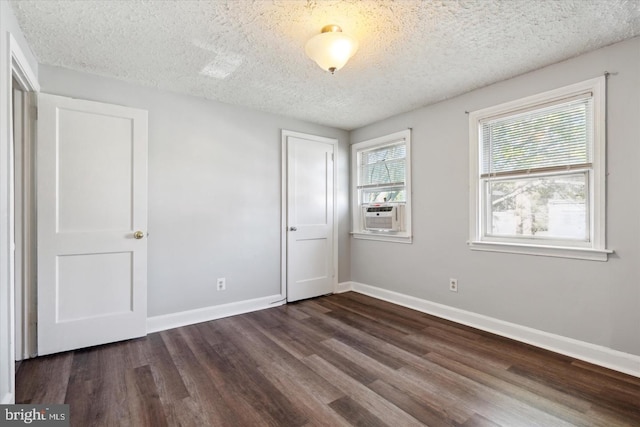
[349, 282, 640, 378]
[147, 294, 285, 334]
[335, 281, 354, 293]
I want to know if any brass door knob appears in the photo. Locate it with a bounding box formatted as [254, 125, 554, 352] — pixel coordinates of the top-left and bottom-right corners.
[133, 231, 145, 239]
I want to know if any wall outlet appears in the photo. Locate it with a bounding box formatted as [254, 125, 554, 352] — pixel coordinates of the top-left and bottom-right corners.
[216, 278, 226, 291]
[449, 278, 458, 292]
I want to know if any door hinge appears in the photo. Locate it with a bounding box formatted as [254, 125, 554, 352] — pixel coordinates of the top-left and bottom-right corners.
[32, 106, 38, 121]
[331, 153, 334, 161]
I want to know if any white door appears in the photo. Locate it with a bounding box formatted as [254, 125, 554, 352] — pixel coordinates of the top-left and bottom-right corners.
[284, 131, 336, 302]
[37, 93, 148, 355]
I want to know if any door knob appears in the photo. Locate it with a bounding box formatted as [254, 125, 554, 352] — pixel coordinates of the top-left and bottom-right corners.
[289, 227, 297, 231]
[133, 231, 145, 239]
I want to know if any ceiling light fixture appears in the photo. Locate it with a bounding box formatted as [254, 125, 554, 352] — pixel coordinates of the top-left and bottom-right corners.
[305, 25, 358, 74]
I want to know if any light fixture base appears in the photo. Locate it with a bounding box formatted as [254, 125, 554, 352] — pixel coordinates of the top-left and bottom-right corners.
[321, 24, 342, 34]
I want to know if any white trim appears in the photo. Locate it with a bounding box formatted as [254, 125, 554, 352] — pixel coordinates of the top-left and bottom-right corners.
[1, 30, 39, 405]
[350, 282, 640, 378]
[335, 281, 354, 293]
[10, 34, 39, 362]
[147, 294, 284, 334]
[1, 392, 14, 405]
[351, 231, 413, 244]
[351, 129, 412, 243]
[591, 75, 607, 251]
[468, 240, 612, 261]
[12, 85, 24, 361]
[10, 46, 38, 361]
[280, 133, 288, 300]
[9, 34, 40, 93]
[19, 92, 36, 360]
[281, 130, 339, 302]
[468, 77, 609, 260]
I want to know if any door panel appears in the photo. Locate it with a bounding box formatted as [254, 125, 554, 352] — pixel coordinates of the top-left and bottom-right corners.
[57, 109, 134, 232]
[295, 239, 329, 281]
[286, 134, 336, 302]
[57, 252, 133, 321]
[37, 93, 148, 355]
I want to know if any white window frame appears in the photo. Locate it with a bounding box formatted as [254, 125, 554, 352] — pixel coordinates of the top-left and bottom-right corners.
[468, 77, 612, 261]
[352, 129, 412, 243]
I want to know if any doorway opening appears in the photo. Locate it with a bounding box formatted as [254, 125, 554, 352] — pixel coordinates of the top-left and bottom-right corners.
[11, 76, 37, 362]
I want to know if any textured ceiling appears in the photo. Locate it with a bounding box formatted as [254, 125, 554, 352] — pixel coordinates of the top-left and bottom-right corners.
[10, 0, 640, 130]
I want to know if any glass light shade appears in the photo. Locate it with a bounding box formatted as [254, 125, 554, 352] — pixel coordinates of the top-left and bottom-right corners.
[305, 30, 358, 73]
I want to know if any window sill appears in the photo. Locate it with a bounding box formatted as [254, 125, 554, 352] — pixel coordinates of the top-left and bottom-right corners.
[468, 240, 613, 261]
[352, 231, 412, 244]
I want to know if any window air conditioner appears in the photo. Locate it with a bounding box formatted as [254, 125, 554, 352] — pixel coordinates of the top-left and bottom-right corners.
[363, 205, 403, 231]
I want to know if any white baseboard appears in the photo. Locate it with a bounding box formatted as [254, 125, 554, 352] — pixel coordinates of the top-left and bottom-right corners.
[145, 282, 639, 377]
[147, 294, 285, 334]
[348, 282, 640, 378]
[335, 281, 353, 293]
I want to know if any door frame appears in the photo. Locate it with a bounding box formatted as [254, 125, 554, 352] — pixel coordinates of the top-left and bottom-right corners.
[280, 130, 338, 302]
[1, 33, 39, 404]
[11, 37, 39, 362]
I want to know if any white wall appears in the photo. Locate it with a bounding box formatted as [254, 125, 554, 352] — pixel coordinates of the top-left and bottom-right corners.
[7, 8, 639, 382]
[0, 0, 39, 404]
[350, 37, 640, 358]
[39, 65, 350, 317]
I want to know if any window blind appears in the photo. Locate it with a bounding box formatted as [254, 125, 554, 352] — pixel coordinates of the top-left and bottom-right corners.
[358, 142, 406, 189]
[481, 96, 593, 178]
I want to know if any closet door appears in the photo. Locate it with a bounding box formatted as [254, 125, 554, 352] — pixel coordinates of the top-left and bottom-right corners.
[37, 93, 148, 355]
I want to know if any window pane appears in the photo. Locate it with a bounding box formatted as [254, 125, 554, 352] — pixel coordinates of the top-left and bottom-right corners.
[362, 188, 406, 204]
[360, 144, 406, 186]
[481, 97, 593, 174]
[486, 173, 588, 240]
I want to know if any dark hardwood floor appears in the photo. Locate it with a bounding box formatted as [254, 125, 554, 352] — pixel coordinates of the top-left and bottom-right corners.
[16, 292, 640, 426]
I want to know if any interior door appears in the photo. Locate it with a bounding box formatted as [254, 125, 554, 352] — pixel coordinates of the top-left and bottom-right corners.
[285, 132, 336, 302]
[37, 93, 148, 355]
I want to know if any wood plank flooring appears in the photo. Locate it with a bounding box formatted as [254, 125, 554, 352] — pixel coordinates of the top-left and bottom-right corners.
[15, 292, 640, 426]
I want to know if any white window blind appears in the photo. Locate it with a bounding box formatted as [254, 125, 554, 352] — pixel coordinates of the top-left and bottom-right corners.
[358, 141, 406, 203]
[481, 95, 593, 177]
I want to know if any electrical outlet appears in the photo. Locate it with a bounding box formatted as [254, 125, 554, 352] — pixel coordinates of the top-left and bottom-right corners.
[216, 278, 226, 291]
[449, 278, 458, 293]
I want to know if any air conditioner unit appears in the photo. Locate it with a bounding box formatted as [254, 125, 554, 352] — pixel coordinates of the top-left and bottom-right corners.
[363, 205, 403, 231]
